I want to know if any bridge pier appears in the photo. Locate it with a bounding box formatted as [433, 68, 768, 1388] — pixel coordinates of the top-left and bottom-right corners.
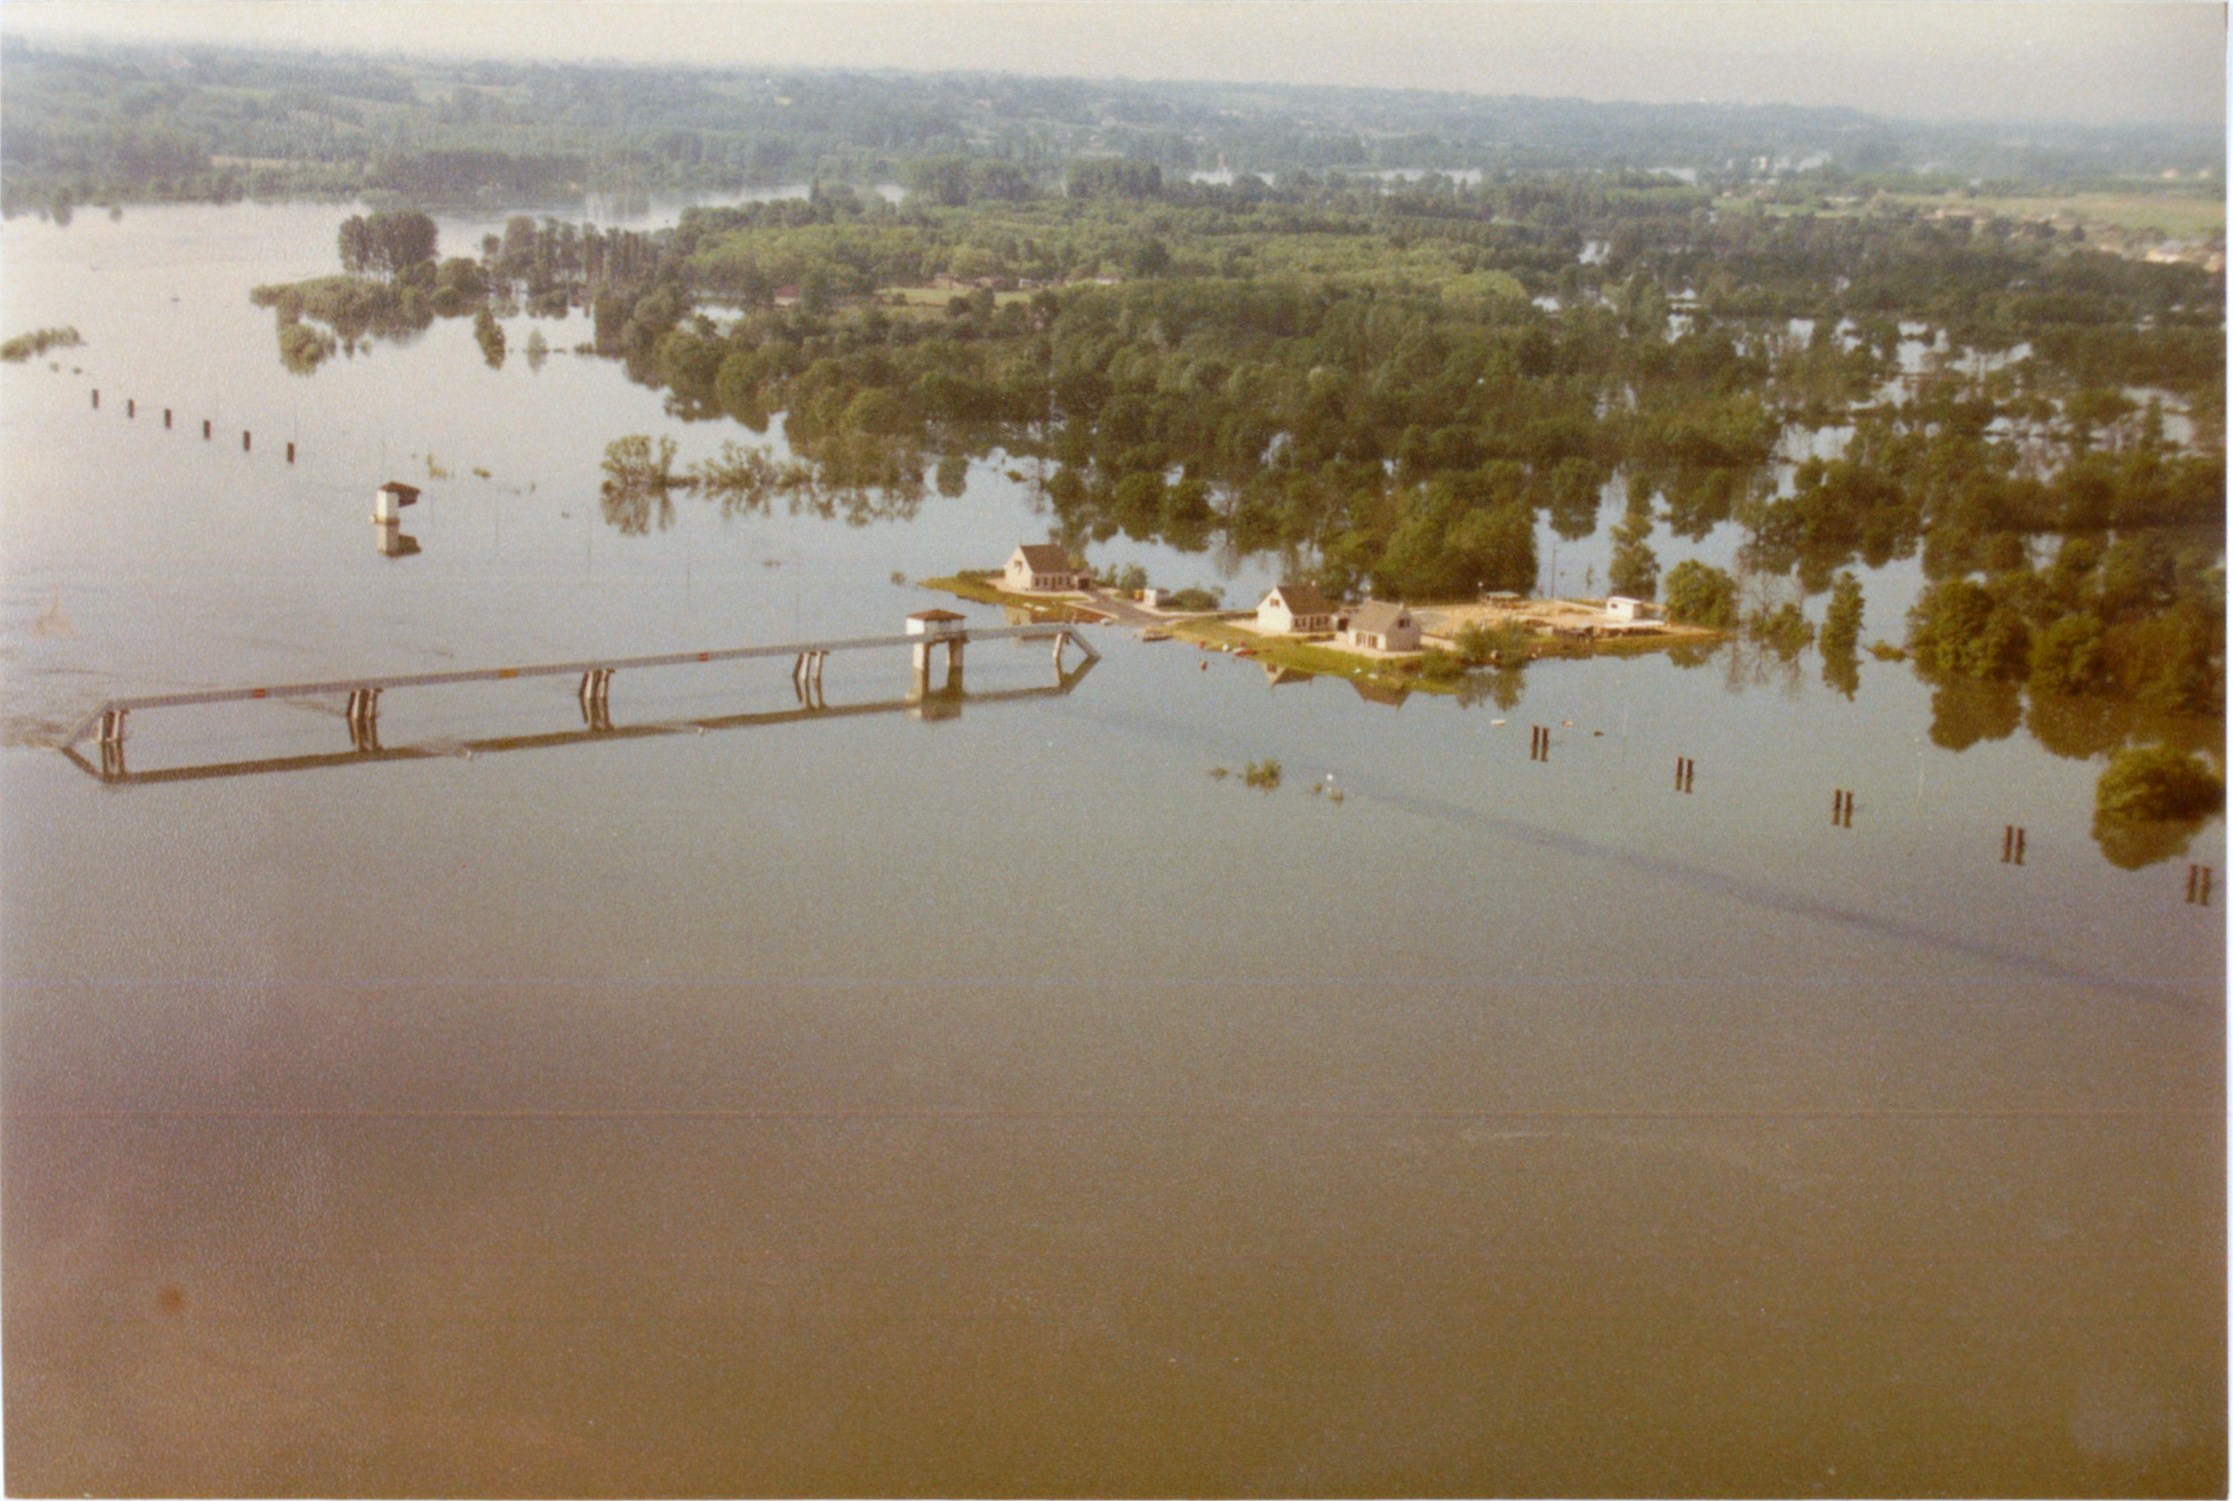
[94, 708, 129, 777]
[909, 642, 964, 709]
[578, 669, 613, 729]
[909, 637, 963, 678]
[793, 650, 828, 705]
[346, 688, 382, 753]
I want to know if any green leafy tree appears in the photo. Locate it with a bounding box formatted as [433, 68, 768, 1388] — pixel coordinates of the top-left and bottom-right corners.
[1608, 507, 1659, 600]
[337, 215, 373, 275]
[2027, 613, 2109, 698]
[473, 306, 506, 368]
[2095, 745, 2225, 824]
[1663, 560, 1738, 629]
[1907, 579, 2031, 681]
[1820, 572, 1865, 657]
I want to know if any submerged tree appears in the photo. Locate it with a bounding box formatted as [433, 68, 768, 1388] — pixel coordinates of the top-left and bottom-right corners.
[1663, 560, 1738, 629]
[1818, 571, 1864, 698]
[1608, 505, 1660, 600]
[599, 434, 681, 534]
[2095, 744, 2225, 824]
[473, 306, 507, 369]
[2092, 743, 2225, 869]
[1820, 572, 1865, 656]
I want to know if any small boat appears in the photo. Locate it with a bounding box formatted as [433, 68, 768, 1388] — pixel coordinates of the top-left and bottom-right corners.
[1142, 629, 1170, 642]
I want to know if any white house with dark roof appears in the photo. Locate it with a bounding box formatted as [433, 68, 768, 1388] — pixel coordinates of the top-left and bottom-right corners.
[1005, 544, 1087, 593]
[1605, 595, 1662, 623]
[1256, 581, 1339, 635]
[1342, 600, 1421, 653]
[905, 608, 966, 636]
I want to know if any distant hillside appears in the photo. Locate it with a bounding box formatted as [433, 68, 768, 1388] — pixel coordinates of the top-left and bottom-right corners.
[2, 37, 2222, 214]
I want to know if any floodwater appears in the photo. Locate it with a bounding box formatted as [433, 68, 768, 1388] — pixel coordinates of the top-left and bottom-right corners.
[1, 203, 2223, 1497]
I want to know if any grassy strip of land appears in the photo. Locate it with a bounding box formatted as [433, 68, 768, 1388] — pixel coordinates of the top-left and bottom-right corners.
[1878, 191, 2224, 240]
[919, 572, 1069, 612]
[920, 574, 1723, 696]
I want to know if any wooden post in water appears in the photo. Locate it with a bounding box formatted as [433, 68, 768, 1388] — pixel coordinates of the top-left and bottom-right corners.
[286, 441, 296, 463]
[2002, 825, 2013, 863]
[163, 408, 172, 429]
[91, 389, 99, 409]
[202, 419, 211, 440]
[242, 430, 251, 452]
[126, 399, 134, 418]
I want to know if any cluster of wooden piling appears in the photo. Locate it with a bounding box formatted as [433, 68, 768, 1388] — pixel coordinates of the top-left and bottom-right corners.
[1529, 725, 1552, 761]
[93, 387, 294, 463]
[1556, 740, 2212, 897]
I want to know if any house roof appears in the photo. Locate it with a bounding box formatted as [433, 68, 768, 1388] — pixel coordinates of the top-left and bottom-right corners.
[1015, 543, 1074, 572]
[377, 481, 422, 498]
[909, 609, 966, 621]
[1349, 600, 1412, 634]
[1263, 581, 1333, 616]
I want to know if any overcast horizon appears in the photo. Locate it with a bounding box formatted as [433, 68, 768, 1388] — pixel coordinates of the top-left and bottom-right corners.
[3, 1, 2225, 131]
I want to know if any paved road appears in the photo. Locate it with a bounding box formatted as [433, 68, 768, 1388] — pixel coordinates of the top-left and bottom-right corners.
[1073, 589, 1176, 630]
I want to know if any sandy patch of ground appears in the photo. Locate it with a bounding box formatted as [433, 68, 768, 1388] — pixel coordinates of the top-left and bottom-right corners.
[1417, 597, 1714, 642]
[1224, 617, 1423, 660]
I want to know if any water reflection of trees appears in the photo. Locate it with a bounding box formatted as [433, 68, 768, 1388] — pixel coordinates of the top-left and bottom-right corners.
[600, 485, 677, 536]
[2091, 745, 2225, 869]
[2092, 815, 2211, 872]
[1927, 677, 2024, 752]
[594, 435, 929, 536]
[1454, 666, 1526, 712]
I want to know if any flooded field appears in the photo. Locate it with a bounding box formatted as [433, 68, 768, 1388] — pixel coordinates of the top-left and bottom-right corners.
[1, 202, 2222, 1496]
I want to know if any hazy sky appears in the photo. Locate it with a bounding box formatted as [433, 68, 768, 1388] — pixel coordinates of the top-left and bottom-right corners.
[5, 1, 2225, 127]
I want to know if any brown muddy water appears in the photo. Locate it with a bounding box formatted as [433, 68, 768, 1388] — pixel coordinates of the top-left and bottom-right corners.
[1, 203, 2223, 1496]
